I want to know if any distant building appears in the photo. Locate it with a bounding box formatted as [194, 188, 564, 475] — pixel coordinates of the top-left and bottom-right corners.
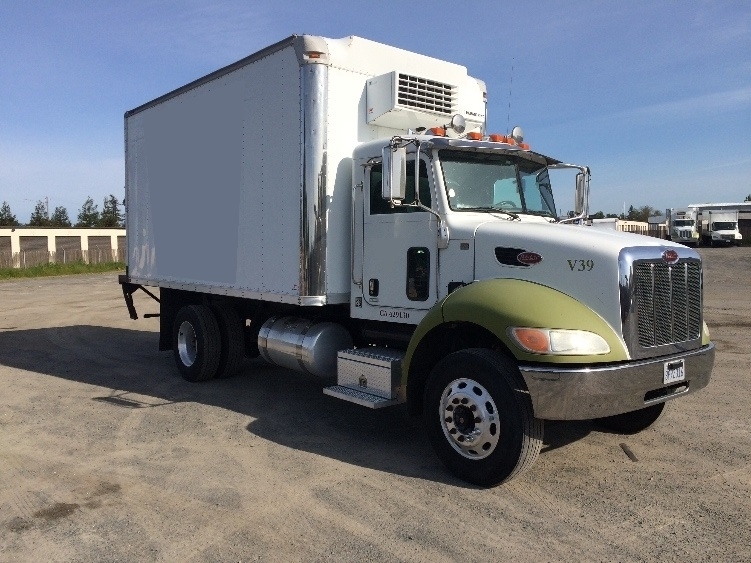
[0, 227, 125, 268]
[590, 218, 664, 238]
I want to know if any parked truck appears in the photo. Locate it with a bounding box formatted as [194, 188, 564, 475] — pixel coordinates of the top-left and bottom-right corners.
[700, 210, 742, 246]
[120, 35, 715, 486]
[666, 208, 699, 246]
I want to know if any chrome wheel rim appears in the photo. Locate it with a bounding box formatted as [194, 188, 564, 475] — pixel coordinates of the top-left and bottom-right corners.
[439, 378, 500, 459]
[177, 320, 197, 367]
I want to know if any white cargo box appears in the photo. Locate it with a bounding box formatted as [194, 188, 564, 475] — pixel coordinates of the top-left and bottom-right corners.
[125, 35, 486, 305]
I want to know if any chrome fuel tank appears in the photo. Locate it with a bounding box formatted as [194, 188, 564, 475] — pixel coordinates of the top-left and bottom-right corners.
[258, 316, 353, 377]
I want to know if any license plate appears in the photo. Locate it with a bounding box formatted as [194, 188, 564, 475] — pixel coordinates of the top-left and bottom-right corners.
[664, 359, 685, 384]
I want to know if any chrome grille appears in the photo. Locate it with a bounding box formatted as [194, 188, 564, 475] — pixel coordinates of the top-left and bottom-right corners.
[633, 261, 702, 348]
[397, 74, 455, 115]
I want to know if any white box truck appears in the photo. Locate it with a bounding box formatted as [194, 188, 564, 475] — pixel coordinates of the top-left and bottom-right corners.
[120, 35, 715, 486]
[700, 210, 742, 246]
[666, 208, 699, 246]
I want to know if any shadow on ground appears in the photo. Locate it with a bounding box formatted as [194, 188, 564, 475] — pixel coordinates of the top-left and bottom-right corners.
[0, 325, 597, 486]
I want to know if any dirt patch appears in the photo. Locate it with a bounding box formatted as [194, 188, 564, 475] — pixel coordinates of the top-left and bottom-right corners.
[33, 503, 80, 522]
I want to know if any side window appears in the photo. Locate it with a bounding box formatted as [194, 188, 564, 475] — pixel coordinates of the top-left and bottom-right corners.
[370, 160, 431, 215]
[406, 247, 430, 301]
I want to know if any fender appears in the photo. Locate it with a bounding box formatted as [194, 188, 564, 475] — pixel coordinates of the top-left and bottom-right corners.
[402, 278, 629, 385]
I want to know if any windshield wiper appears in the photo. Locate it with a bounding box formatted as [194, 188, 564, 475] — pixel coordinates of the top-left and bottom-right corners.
[471, 206, 521, 220]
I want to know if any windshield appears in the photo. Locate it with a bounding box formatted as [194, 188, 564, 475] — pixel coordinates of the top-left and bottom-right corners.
[674, 219, 694, 227]
[439, 150, 556, 217]
[712, 222, 736, 231]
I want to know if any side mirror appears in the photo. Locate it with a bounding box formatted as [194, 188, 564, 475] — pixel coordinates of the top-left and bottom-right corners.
[574, 171, 589, 217]
[382, 145, 407, 201]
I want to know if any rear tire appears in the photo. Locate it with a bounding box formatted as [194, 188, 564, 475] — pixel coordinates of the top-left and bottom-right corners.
[173, 305, 221, 382]
[211, 303, 245, 378]
[596, 402, 667, 434]
[423, 349, 543, 487]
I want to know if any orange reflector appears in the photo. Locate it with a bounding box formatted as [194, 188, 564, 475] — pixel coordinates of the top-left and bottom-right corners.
[512, 328, 550, 353]
[467, 132, 483, 140]
[429, 127, 446, 136]
[520, 142, 530, 150]
[489, 134, 506, 142]
[306, 52, 321, 59]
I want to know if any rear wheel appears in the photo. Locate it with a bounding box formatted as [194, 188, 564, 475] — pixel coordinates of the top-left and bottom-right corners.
[211, 303, 245, 378]
[173, 305, 221, 382]
[423, 349, 543, 487]
[596, 402, 667, 434]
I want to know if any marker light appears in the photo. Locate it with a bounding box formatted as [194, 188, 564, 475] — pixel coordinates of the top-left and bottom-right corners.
[467, 132, 483, 140]
[509, 327, 610, 355]
[429, 127, 446, 136]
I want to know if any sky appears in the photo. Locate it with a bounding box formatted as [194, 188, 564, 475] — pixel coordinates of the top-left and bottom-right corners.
[1, 0, 749, 223]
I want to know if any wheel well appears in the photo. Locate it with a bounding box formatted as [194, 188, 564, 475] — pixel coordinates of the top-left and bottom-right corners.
[406, 322, 515, 417]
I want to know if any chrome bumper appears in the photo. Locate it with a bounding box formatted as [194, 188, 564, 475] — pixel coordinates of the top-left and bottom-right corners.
[519, 343, 715, 420]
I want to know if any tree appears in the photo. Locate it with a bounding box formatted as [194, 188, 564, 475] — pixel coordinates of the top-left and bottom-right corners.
[76, 197, 100, 227]
[625, 205, 660, 223]
[99, 194, 123, 227]
[745, 194, 751, 202]
[591, 211, 605, 219]
[50, 206, 72, 227]
[0, 201, 19, 226]
[28, 199, 50, 226]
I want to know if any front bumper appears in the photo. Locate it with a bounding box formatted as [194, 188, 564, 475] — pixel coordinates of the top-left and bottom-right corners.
[519, 343, 715, 420]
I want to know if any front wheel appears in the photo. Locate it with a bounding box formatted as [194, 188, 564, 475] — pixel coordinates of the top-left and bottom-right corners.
[423, 349, 543, 487]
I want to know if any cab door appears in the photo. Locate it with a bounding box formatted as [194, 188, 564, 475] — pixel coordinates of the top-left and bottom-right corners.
[360, 156, 438, 316]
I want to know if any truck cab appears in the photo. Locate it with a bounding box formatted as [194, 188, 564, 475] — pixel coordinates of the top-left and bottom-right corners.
[702, 210, 742, 246]
[667, 208, 699, 246]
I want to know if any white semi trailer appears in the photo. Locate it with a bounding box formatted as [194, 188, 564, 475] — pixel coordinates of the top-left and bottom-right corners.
[120, 35, 715, 486]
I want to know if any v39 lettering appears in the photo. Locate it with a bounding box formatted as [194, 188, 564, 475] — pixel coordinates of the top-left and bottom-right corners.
[567, 259, 594, 271]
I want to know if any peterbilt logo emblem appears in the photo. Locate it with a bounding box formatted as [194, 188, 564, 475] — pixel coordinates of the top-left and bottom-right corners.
[517, 252, 543, 266]
[662, 250, 679, 263]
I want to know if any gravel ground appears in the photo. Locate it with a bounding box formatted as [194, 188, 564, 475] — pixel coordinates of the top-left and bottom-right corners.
[0, 246, 749, 562]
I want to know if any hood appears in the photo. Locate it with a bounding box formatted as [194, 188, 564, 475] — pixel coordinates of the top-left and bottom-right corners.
[471, 219, 696, 336]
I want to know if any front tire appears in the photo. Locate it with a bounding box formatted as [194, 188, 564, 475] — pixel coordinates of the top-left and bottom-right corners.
[423, 349, 543, 487]
[596, 402, 667, 434]
[173, 305, 221, 382]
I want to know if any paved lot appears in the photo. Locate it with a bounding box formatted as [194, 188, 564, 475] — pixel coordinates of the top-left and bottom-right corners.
[1, 247, 750, 562]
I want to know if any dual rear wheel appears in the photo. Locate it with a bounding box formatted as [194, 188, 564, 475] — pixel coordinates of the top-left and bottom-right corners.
[173, 304, 244, 382]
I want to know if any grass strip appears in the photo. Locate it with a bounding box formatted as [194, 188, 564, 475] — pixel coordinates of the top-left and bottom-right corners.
[0, 262, 125, 280]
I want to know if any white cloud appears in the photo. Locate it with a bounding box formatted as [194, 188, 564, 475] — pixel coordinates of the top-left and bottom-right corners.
[618, 87, 751, 122]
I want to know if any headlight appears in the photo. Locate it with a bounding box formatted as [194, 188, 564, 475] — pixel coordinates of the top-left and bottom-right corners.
[508, 327, 611, 355]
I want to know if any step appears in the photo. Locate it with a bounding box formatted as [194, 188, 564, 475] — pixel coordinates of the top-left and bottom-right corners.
[323, 385, 402, 409]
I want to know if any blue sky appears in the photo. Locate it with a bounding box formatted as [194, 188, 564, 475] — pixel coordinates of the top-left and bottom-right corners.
[1, 0, 749, 222]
